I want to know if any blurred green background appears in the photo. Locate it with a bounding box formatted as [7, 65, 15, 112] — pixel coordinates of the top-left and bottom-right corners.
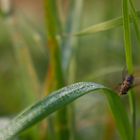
[0, 0, 140, 139]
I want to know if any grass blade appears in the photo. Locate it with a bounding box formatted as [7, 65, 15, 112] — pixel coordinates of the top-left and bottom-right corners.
[74, 17, 122, 36]
[62, 0, 83, 74]
[122, 0, 133, 73]
[122, 0, 135, 139]
[72, 11, 140, 36]
[44, 1, 68, 140]
[0, 82, 132, 140]
[129, 0, 140, 46]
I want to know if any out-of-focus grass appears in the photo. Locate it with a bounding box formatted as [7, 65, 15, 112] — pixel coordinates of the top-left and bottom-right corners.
[0, 19, 24, 114]
[0, 0, 140, 140]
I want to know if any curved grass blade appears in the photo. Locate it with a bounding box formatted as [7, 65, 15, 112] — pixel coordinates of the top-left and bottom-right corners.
[74, 17, 122, 36]
[0, 82, 132, 140]
[73, 11, 140, 36]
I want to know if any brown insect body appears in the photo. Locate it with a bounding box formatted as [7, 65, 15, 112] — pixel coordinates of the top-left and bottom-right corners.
[119, 75, 134, 95]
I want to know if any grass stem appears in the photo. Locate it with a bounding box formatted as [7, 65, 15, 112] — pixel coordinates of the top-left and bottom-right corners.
[44, 1, 69, 140]
[122, 0, 135, 139]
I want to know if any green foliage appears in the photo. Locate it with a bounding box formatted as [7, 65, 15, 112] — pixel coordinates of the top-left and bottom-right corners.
[73, 11, 140, 36]
[0, 82, 131, 140]
[0, 0, 140, 140]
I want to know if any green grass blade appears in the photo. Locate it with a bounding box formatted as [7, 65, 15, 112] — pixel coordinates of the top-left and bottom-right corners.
[72, 11, 140, 36]
[128, 4, 139, 139]
[122, 0, 135, 139]
[0, 82, 132, 140]
[44, 1, 68, 140]
[129, 0, 140, 46]
[62, 0, 83, 73]
[122, 0, 133, 73]
[74, 17, 122, 36]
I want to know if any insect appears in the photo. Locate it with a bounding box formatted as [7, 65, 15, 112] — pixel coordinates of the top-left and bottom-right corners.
[119, 74, 134, 95]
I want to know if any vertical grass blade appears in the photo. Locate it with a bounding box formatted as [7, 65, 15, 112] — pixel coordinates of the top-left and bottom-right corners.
[122, 0, 135, 139]
[44, 1, 69, 140]
[129, 0, 140, 46]
[62, 0, 83, 74]
[61, 1, 84, 139]
[122, 0, 133, 73]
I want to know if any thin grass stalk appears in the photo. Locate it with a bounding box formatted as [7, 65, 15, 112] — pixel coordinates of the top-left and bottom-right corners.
[129, 0, 140, 46]
[62, 0, 83, 75]
[61, 1, 84, 140]
[128, 90, 136, 140]
[44, 0, 70, 140]
[44, 0, 64, 93]
[122, 0, 135, 140]
[122, 0, 133, 73]
[128, 1, 140, 139]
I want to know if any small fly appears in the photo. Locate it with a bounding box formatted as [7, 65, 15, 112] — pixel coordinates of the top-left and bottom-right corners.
[119, 74, 134, 95]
